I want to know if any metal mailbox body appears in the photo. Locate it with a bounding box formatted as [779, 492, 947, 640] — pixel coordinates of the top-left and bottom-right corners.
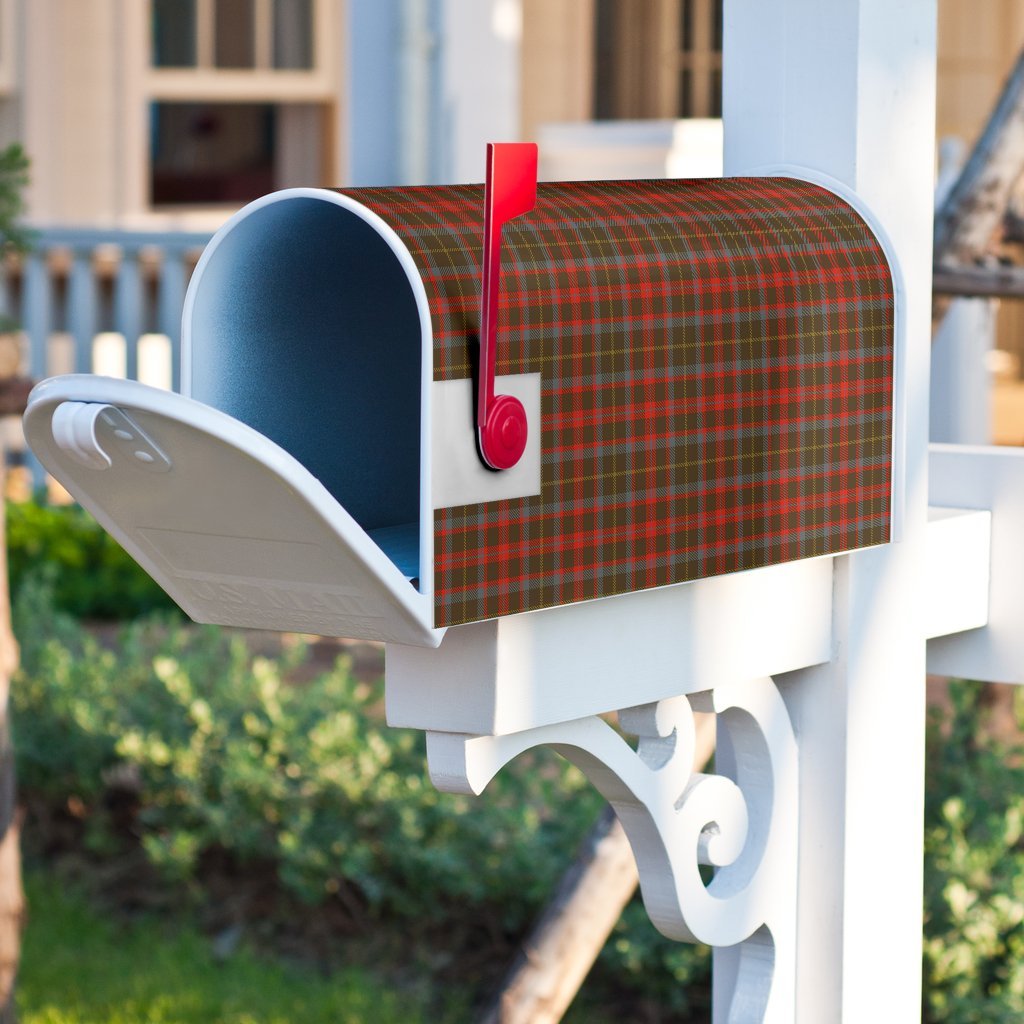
[24, 175, 896, 644]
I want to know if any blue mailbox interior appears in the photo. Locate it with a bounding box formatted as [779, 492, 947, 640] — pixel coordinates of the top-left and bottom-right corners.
[186, 195, 423, 580]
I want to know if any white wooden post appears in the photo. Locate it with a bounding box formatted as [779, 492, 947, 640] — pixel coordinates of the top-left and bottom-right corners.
[931, 298, 995, 444]
[723, 1, 936, 1019]
[438, 0, 522, 182]
[931, 136, 995, 447]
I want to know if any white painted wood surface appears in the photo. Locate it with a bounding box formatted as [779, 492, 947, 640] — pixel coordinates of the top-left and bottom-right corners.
[930, 299, 996, 445]
[536, 119, 723, 181]
[427, 677, 798, 1022]
[439, 0, 522, 183]
[386, 557, 832, 735]
[723, 1, 936, 1020]
[925, 507, 991, 641]
[929, 444, 1024, 683]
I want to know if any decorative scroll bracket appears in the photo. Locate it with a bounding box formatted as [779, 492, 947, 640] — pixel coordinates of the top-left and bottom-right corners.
[426, 675, 798, 1024]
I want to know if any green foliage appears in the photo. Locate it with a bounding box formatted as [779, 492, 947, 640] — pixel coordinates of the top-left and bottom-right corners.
[17, 871, 454, 1024]
[0, 142, 30, 255]
[16, 497, 1024, 1020]
[586, 900, 712, 1021]
[0, 141, 29, 332]
[27, 550, 1024, 1019]
[13, 577, 584, 916]
[7, 499, 180, 619]
[12, 576, 709, 1014]
[922, 682, 1024, 1022]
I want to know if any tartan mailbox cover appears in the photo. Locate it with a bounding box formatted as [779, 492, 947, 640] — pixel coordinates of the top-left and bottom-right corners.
[23, 172, 896, 645]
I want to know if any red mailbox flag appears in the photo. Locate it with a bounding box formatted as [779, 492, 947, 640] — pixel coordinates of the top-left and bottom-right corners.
[478, 142, 538, 470]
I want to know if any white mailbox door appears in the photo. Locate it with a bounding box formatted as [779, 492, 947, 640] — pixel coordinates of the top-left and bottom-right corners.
[23, 375, 442, 647]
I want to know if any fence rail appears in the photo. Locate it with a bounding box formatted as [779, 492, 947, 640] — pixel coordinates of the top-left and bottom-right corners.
[0, 226, 213, 488]
[3, 226, 213, 394]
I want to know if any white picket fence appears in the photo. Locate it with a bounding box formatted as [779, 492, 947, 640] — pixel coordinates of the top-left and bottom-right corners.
[0, 227, 212, 482]
[3, 226, 212, 392]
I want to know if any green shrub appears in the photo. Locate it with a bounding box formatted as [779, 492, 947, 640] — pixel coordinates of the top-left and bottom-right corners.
[923, 681, 1024, 1022]
[11, 575, 710, 1014]
[13, 575, 576, 913]
[25, 554, 1024, 1020]
[7, 498, 179, 619]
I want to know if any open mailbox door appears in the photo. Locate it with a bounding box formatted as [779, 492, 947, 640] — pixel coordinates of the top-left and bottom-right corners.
[23, 375, 441, 646]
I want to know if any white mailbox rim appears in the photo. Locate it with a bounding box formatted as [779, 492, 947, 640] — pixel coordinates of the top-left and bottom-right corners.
[180, 186, 439, 604]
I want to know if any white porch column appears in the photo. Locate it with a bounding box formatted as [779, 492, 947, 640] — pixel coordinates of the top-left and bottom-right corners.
[722, 2, 936, 1021]
[931, 298, 995, 444]
[345, 1, 405, 185]
[438, 0, 522, 183]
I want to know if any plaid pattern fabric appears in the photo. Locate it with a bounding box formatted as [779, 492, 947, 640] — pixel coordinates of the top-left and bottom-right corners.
[340, 178, 895, 629]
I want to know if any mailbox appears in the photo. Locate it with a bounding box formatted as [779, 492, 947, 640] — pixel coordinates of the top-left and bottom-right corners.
[23, 159, 896, 647]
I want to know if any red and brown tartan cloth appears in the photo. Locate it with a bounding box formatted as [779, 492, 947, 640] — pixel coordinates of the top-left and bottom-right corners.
[340, 177, 895, 630]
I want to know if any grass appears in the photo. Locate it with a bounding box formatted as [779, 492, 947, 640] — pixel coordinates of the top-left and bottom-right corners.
[17, 873, 462, 1024]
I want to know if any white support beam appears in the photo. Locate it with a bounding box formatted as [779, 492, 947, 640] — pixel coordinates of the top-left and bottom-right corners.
[929, 445, 1024, 683]
[924, 507, 991, 640]
[722, 2, 936, 1021]
[930, 298, 995, 445]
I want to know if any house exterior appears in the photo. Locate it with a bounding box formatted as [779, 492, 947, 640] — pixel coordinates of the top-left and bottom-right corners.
[0, 0, 1015, 453]
[2, 0, 342, 230]
[0, 0, 1019, 230]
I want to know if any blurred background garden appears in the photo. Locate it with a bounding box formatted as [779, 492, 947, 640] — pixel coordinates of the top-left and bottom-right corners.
[7, 492, 1024, 1023]
[8, 496, 715, 1023]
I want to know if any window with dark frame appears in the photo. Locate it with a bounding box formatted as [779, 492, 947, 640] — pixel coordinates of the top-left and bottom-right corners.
[150, 102, 277, 206]
[148, 0, 323, 207]
[150, 0, 314, 71]
[594, 0, 723, 120]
